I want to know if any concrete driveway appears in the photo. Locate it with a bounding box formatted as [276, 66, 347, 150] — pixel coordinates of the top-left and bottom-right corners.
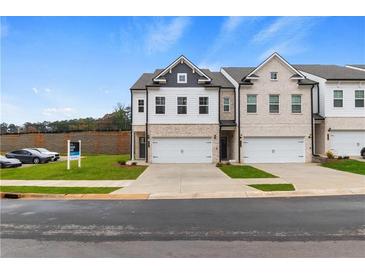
[251, 163, 365, 191]
[114, 164, 254, 196]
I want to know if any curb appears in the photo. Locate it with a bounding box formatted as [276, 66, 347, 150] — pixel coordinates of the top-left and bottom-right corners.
[0, 192, 150, 200]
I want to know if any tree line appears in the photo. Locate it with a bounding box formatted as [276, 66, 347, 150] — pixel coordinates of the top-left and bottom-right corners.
[1, 104, 131, 134]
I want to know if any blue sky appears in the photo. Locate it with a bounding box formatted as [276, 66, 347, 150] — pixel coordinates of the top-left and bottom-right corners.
[1, 16, 365, 124]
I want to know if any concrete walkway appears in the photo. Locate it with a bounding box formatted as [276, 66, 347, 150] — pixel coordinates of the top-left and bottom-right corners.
[0, 180, 133, 187]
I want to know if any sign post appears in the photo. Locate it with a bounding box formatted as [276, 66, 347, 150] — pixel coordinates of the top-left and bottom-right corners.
[67, 140, 81, 170]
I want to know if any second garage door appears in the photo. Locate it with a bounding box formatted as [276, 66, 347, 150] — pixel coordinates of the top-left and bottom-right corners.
[330, 130, 365, 156]
[151, 137, 212, 163]
[243, 137, 305, 163]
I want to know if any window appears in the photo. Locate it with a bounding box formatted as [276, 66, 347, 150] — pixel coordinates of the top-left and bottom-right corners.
[138, 99, 144, 113]
[270, 72, 278, 80]
[269, 95, 279, 113]
[247, 95, 257, 113]
[333, 90, 343, 108]
[223, 97, 230, 112]
[177, 97, 187, 114]
[291, 95, 302, 113]
[199, 97, 209, 114]
[355, 90, 364, 108]
[177, 73, 187, 84]
[155, 97, 165, 114]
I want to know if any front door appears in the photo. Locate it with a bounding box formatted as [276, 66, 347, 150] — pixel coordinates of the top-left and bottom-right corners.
[139, 137, 146, 159]
[220, 137, 228, 160]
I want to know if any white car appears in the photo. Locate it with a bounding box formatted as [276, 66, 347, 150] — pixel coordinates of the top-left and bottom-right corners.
[30, 148, 60, 161]
[0, 155, 22, 168]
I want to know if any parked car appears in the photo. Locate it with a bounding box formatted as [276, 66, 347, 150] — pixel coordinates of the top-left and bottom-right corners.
[5, 149, 53, 164]
[30, 147, 60, 161]
[361, 147, 365, 159]
[0, 155, 22, 168]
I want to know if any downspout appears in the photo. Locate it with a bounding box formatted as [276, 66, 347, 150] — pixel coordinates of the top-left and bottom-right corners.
[130, 89, 133, 160]
[317, 83, 320, 114]
[238, 84, 241, 163]
[310, 84, 315, 156]
[218, 87, 221, 162]
[145, 87, 149, 163]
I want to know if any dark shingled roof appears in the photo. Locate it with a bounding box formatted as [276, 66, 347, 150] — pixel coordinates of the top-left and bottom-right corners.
[221, 67, 255, 83]
[131, 69, 234, 89]
[294, 65, 365, 80]
[348, 64, 365, 69]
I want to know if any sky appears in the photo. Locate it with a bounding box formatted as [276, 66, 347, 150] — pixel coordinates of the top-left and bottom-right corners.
[1, 16, 365, 125]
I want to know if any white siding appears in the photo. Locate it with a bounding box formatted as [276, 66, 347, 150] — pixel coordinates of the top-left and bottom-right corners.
[132, 91, 146, 125]
[300, 71, 326, 117]
[148, 87, 219, 124]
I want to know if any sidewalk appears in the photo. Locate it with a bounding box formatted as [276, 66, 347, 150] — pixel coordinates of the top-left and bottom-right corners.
[0, 180, 133, 187]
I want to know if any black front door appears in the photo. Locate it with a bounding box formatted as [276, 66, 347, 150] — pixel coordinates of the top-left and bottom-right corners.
[220, 137, 228, 160]
[139, 137, 146, 159]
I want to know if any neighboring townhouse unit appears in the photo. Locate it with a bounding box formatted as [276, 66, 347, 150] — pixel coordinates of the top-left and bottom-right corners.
[222, 53, 316, 164]
[130, 55, 236, 164]
[294, 65, 365, 156]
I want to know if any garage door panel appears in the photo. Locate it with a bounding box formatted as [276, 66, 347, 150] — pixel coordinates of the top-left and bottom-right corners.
[330, 131, 365, 156]
[243, 137, 305, 163]
[152, 138, 212, 163]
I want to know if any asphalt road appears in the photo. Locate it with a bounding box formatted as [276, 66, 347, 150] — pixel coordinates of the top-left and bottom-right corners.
[1, 196, 365, 257]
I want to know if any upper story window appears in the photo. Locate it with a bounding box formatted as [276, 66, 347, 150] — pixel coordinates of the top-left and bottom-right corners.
[269, 95, 279, 113]
[291, 95, 302, 113]
[177, 97, 187, 114]
[155, 97, 165, 114]
[247, 95, 257, 113]
[270, 72, 278, 80]
[199, 97, 209, 114]
[355, 90, 364, 108]
[333, 90, 343, 108]
[177, 73, 187, 84]
[138, 99, 144, 113]
[223, 97, 230, 112]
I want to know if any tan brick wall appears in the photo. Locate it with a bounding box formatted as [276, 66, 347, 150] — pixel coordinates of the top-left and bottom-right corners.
[0, 131, 130, 155]
[147, 124, 220, 163]
[220, 88, 235, 120]
[239, 56, 313, 162]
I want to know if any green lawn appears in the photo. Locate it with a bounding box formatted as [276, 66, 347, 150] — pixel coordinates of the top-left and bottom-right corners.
[0, 186, 120, 194]
[219, 164, 277, 178]
[0, 155, 147, 180]
[321, 159, 365, 175]
[249, 184, 295, 191]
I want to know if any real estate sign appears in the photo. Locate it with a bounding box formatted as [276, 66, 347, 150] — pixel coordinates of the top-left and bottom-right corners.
[67, 140, 81, 169]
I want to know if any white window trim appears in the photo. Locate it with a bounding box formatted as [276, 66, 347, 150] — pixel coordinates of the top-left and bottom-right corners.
[199, 96, 209, 115]
[333, 90, 343, 108]
[177, 96, 187, 114]
[155, 96, 165, 114]
[177, 73, 187, 84]
[291, 94, 302, 114]
[269, 94, 280, 114]
[138, 99, 144, 113]
[270, 72, 278, 81]
[355, 90, 364, 108]
[247, 94, 257, 114]
[223, 97, 230, 112]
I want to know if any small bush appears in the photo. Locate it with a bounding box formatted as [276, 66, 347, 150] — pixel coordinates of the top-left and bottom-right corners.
[338, 156, 343, 160]
[131, 162, 137, 166]
[343, 156, 350, 160]
[326, 151, 335, 159]
[216, 163, 222, 167]
[118, 160, 126, 165]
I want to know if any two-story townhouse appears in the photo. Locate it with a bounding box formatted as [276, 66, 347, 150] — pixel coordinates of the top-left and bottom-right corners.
[294, 65, 365, 156]
[130, 55, 236, 164]
[222, 53, 317, 163]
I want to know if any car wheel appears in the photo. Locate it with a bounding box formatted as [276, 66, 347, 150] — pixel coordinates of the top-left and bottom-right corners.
[33, 157, 40, 164]
[0, 163, 3, 169]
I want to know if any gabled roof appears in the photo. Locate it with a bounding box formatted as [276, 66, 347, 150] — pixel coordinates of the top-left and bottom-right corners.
[243, 52, 305, 81]
[346, 64, 365, 72]
[294, 65, 365, 80]
[131, 69, 234, 90]
[221, 67, 255, 83]
[153, 55, 212, 83]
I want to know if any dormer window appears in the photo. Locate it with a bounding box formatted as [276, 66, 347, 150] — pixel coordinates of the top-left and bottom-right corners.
[177, 73, 187, 84]
[270, 72, 278, 80]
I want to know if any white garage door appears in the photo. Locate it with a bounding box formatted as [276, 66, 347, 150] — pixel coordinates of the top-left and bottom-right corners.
[151, 137, 212, 163]
[330, 130, 365, 156]
[243, 137, 305, 163]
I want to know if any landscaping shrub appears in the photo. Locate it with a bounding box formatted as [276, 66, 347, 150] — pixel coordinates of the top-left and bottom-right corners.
[326, 151, 335, 159]
[131, 162, 137, 166]
[118, 160, 126, 165]
[343, 156, 350, 160]
[216, 163, 222, 167]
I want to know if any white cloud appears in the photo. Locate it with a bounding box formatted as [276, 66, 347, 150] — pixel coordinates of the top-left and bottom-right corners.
[222, 17, 247, 33]
[32, 87, 53, 95]
[146, 17, 191, 54]
[32, 87, 39, 94]
[44, 88, 52, 93]
[42, 107, 76, 118]
[198, 61, 222, 72]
